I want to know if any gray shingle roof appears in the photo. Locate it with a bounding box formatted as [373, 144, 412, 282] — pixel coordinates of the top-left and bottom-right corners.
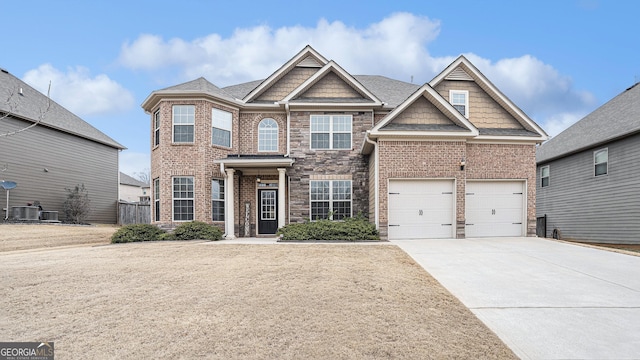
[222, 80, 263, 100]
[537, 83, 640, 163]
[0, 68, 125, 149]
[160, 77, 237, 103]
[119, 172, 148, 187]
[354, 75, 420, 108]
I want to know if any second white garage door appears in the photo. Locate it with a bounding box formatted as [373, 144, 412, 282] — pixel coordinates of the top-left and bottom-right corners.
[388, 179, 455, 240]
[465, 181, 525, 237]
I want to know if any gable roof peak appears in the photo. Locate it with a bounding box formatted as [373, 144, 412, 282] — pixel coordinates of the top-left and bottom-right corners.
[242, 45, 329, 102]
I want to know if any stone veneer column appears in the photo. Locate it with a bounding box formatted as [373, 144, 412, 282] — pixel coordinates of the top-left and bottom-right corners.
[225, 168, 236, 239]
[277, 168, 286, 230]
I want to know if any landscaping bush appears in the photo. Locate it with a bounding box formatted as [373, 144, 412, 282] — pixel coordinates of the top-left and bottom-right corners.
[167, 221, 223, 241]
[111, 224, 165, 243]
[63, 184, 91, 224]
[277, 214, 379, 241]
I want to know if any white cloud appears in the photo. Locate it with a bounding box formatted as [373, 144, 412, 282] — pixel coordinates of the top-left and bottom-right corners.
[118, 12, 441, 85]
[118, 12, 596, 135]
[119, 151, 150, 178]
[542, 112, 587, 137]
[22, 64, 135, 116]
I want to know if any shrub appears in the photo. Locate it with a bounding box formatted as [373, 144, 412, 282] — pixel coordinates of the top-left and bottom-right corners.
[169, 221, 223, 241]
[277, 214, 379, 241]
[63, 184, 91, 224]
[111, 224, 165, 243]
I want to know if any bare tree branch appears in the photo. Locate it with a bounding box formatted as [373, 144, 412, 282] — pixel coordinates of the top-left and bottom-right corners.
[0, 81, 52, 137]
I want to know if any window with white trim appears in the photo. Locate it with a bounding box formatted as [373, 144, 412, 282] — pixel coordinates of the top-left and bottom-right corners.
[310, 115, 352, 150]
[594, 148, 608, 176]
[212, 179, 225, 221]
[540, 166, 549, 187]
[154, 110, 160, 146]
[172, 105, 194, 143]
[153, 178, 160, 222]
[450, 90, 469, 118]
[173, 177, 194, 221]
[258, 118, 278, 152]
[212, 108, 232, 147]
[310, 180, 352, 220]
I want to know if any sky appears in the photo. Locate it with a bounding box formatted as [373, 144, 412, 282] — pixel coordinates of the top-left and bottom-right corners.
[2, 0, 639, 178]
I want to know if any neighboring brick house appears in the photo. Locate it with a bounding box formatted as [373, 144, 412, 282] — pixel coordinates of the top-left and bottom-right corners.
[141, 46, 547, 239]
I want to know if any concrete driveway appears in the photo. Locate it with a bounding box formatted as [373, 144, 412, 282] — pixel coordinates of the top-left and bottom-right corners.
[392, 237, 640, 360]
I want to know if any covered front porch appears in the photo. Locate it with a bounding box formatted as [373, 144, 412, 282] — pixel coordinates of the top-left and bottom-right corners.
[215, 155, 294, 239]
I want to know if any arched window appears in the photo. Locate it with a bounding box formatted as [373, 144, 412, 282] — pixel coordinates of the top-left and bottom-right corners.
[258, 118, 278, 152]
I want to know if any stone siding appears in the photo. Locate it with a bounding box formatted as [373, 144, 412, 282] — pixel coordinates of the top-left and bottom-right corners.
[287, 111, 371, 222]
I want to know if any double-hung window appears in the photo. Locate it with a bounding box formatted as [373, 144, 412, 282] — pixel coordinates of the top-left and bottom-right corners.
[212, 108, 232, 147]
[154, 110, 160, 146]
[594, 148, 608, 176]
[310, 115, 352, 150]
[540, 166, 550, 187]
[153, 178, 160, 222]
[173, 105, 194, 143]
[449, 90, 469, 118]
[258, 118, 278, 152]
[212, 179, 225, 221]
[310, 180, 352, 220]
[173, 177, 194, 221]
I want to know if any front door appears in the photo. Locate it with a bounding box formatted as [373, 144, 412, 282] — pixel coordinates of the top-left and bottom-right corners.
[258, 189, 278, 234]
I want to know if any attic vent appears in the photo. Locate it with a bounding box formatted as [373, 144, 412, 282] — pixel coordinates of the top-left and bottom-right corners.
[445, 67, 473, 81]
[296, 56, 323, 68]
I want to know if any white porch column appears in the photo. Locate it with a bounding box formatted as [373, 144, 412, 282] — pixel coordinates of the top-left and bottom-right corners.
[277, 168, 286, 230]
[225, 168, 236, 239]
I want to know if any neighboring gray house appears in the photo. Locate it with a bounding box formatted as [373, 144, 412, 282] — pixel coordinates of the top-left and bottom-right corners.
[119, 172, 150, 204]
[536, 82, 640, 244]
[0, 67, 125, 223]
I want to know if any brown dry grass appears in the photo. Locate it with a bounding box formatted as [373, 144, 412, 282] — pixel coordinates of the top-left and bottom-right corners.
[0, 227, 516, 359]
[0, 224, 117, 251]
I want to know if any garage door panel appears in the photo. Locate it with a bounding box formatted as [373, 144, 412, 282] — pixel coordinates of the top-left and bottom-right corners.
[465, 181, 524, 238]
[388, 180, 455, 240]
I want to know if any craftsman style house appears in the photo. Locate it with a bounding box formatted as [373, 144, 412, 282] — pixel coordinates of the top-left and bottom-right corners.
[142, 46, 547, 240]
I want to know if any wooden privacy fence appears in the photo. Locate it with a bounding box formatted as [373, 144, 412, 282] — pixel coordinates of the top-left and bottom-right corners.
[118, 201, 150, 225]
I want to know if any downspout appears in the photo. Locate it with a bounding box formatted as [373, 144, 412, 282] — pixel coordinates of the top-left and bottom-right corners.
[285, 102, 291, 157]
[364, 130, 379, 229]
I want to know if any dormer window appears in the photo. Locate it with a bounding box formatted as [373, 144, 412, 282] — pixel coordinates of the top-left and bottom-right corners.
[450, 90, 469, 118]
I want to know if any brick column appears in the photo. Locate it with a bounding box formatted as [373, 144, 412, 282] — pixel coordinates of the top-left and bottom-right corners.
[225, 168, 236, 239]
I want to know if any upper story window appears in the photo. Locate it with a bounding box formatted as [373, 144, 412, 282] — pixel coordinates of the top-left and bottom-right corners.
[594, 148, 608, 176]
[258, 118, 278, 152]
[154, 110, 160, 146]
[310, 115, 352, 150]
[540, 166, 550, 187]
[172, 105, 194, 143]
[450, 90, 469, 118]
[212, 108, 232, 148]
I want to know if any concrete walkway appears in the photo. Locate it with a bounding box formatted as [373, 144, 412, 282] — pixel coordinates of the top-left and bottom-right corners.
[392, 237, 640, 360]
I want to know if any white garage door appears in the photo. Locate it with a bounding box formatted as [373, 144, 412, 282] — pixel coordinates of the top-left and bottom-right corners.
[388, 179, 455, 240]
[465, 181, 525, 237]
